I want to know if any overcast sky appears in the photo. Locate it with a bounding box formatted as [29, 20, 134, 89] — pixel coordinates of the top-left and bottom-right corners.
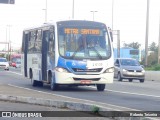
[0, 0, 159, 50]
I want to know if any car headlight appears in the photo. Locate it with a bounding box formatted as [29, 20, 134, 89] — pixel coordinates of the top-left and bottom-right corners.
[54, 67, 69, 73]
[104, 67, 114, 73]
[122, 69, 127, 72]
[5, 63, 9, 67]
[142, 69, 145, 73]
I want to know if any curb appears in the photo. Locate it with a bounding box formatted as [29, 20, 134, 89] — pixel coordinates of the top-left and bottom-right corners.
[0, 94, 155, 120]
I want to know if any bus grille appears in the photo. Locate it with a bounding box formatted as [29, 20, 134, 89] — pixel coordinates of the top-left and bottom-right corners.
[73, 78, 100, 81]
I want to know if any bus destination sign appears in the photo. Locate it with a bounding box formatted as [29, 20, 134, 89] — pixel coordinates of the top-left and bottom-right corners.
[64, 28, 100, 35]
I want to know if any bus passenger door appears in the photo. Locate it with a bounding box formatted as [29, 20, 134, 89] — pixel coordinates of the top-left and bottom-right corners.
[42, 30, 49, 81]
[24, 33, 29, 77]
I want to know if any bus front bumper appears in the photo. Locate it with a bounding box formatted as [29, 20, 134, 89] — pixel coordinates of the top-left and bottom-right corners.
[54, 71, 114, 85]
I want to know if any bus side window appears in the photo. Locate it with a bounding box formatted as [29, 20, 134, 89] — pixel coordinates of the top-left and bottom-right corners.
[28, 30, 36, 53]
[35, 29, 42, 52]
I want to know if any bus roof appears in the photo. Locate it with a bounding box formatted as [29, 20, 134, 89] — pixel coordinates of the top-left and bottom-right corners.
[23, 20, 108, 31]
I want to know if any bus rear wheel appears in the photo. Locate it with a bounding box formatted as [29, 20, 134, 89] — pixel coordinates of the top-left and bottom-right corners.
[30, 70, 38, 86]
[96, 84, 105, 91]
[31, 79, 38, 86]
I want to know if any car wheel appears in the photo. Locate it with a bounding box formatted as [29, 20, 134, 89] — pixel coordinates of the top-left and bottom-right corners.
[117, 73, 122, 81]
[139, 79, 144, 83]
[129, 79, 133, 82]
[96, 84, 105, 91]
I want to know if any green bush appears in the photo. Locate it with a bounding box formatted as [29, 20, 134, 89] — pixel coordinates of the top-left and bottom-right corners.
[154, 64, 160, 71]
[91, 105, 99, 114]
[145, 64, 160, 71]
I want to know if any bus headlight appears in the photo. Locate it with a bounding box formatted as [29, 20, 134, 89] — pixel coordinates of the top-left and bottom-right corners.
[55, 67, 69, 73]
[122, 69, 127, 72]
[104, 67, 114, 73]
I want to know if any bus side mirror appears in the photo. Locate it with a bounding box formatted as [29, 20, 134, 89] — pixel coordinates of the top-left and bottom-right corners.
[114, 63, 119, 67]
[108, 27, 113, 42]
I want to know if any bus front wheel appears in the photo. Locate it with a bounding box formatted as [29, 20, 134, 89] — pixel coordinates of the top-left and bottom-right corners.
[96, 84, 105, 91]
[49, 74, 58, 91]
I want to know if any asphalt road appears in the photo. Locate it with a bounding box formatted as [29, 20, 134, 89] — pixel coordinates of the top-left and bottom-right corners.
[1, 67, 160, 111]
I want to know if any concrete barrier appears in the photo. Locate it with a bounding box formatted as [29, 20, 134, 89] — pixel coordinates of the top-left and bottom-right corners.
[0, 94, 156, 120]
[145, 71, 160, 81]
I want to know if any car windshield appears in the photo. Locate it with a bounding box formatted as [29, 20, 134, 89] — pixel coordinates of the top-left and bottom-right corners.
[120, 59, 140, 66]
[0, 58, 7, 62]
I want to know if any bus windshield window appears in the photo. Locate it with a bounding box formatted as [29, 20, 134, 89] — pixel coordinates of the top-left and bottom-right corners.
[58, 27, 111, 60]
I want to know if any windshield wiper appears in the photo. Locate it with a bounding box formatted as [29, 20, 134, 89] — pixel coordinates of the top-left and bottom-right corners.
[90, 47, 103, 59]
[71, 45, 83, 59]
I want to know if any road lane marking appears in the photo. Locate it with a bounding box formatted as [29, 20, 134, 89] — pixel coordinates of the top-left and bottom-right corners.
[89, 86, 160, 99]
[8, 84, 139, 111]
[8, 71, 22, 76]
[7, 71, 160, 98]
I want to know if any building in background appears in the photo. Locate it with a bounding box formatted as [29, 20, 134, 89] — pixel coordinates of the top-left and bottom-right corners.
[114, 47, 140, 61]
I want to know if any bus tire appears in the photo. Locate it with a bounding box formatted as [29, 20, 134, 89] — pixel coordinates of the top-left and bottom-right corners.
[31, 80, 38, 86]
[96, 84, 105, 91]
[49, 74, 58, 91]
[139, 79, 144, 83]
[30, 70, 38, 86]
[38, 81, 43, 87]
[129, 79, 133, 82]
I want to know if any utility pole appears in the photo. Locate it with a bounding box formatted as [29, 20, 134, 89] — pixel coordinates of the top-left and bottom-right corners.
[112, 30, 120, 58]
[117, 30, 120, 58]
[112, 0, 114, 30]
[45, 0, 47, 22]
[8, 25, 11, 60]
[5, 26, 8, 51]
[144, 0, 150, 67]
[158, 14, 160, 64]
[72, 0, 74, 19]
[42, 0, 48, 22]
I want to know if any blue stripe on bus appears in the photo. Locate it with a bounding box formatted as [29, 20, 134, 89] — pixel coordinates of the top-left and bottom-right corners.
[57, 57, 86, 71]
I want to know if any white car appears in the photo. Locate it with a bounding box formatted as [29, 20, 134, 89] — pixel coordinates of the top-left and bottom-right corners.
[0, 57, 9, 71]
[15, 61, 21, 68]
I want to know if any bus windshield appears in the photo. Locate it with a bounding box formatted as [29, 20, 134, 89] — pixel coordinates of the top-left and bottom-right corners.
[58, 27, 111, 60]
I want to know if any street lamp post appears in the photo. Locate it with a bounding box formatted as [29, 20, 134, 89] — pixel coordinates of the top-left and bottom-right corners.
[6, 25, 12, 61]
[42, 0, 48, 22]
[90, 11, 98, 21]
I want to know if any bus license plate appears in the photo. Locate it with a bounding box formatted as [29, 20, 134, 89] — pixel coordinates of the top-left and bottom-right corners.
[80, 80, 91, 84]
[87, 61, 103, 69]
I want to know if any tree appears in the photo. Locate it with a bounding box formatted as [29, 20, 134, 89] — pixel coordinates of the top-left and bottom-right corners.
[147, 52, 158, 66]
[147, 42, 158, 65]
[123, 42, 141, 49]
[149, 42, 158, 52]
